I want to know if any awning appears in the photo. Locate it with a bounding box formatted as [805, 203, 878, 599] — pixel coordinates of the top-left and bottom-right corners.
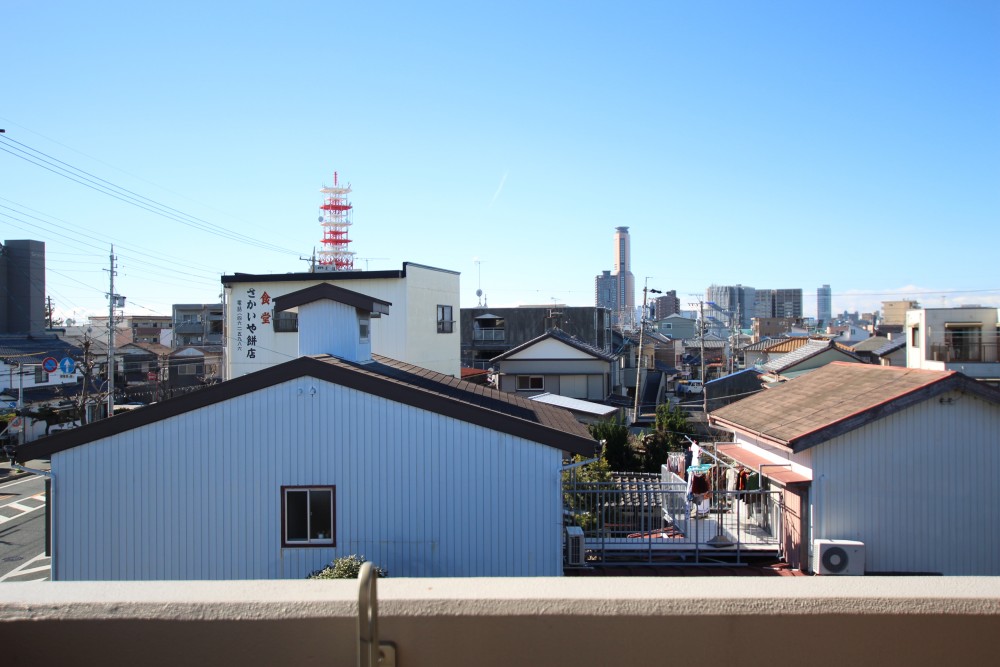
[716, 443, 812, 486]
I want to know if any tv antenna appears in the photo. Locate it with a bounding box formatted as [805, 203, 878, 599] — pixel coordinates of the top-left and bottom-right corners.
[474, 258, 487, 307]
[357, 257, 387, 271]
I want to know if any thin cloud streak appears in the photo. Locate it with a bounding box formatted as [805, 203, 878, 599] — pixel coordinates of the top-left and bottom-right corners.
[489, 171, 508, 207]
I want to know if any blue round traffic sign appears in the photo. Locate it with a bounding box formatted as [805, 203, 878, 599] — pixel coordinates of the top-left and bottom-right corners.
[58, 357, 76, 375]
[42, 356, 58, 373]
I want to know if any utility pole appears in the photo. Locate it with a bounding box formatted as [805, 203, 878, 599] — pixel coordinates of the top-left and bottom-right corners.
[633, 281, 661, 423]
[698, 300, 708, 415]
[105, 246, 125, 418]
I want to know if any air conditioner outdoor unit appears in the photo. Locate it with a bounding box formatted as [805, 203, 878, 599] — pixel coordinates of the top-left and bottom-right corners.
[565, 526, 586, 567]
[813, 539, 865, 576]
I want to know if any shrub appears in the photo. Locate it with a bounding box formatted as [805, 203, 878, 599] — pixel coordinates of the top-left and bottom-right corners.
[307, 554, 387, 579]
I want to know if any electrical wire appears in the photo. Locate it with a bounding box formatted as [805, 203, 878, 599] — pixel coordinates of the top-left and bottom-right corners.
[0, 136, 303, 256]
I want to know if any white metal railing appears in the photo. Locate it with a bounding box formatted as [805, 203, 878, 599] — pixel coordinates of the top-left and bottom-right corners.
[563, 480, 782, 564]
[473, 328, 505, 342]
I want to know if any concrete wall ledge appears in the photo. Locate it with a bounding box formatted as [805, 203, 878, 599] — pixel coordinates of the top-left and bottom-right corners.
[2, 577, 999, 666]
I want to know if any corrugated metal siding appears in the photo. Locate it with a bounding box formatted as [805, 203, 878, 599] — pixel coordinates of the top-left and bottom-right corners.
[53, 379, 563, 580]
[297, 300, 362, 360]
[811, 390, 1000, 575]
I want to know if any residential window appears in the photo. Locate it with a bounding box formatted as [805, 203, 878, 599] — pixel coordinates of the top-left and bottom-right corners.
[34, 367, 49, 384]
[274, 311, 298, 333]
[359, 318, 370, 342]
[282, 486, 335, 547]
[178, 364, 203, 376]
[437, 305, 454, 334]
[945, 325, 981, 362]
[516, 375, 544, 391]
[911, 326, 920, 348]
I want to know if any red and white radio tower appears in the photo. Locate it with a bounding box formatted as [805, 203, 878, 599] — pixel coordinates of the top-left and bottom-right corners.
[316, 171, 355, 271]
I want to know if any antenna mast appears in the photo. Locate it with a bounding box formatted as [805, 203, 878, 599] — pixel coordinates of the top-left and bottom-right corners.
[316, 171, 356, 271]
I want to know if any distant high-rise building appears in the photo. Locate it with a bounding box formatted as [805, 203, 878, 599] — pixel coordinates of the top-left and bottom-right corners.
[772, 288, 803, 319]
[612, 226, 635, 319]
[595, 270, 617, 312]
[704, 284, 756, 328]
[817, 285, 832, 327]
[653, 291, 681, 320]
[594, 227, 635, 326]
[0, 239, 46, 335]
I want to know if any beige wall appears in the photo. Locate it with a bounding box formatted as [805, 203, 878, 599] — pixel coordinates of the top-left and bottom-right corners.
[2, 578, 998, 666]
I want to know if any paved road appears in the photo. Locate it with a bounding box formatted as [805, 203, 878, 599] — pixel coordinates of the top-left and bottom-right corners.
[0, 474, 51, 582]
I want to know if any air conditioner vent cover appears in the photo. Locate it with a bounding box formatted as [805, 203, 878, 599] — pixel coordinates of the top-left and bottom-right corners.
[813, 539, 865, 576]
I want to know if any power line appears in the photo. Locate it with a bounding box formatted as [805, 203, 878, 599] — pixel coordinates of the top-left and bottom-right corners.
[0, 135, 302, 256]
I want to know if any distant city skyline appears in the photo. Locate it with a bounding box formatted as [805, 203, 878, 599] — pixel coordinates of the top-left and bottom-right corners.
[3, 2, 998, 323]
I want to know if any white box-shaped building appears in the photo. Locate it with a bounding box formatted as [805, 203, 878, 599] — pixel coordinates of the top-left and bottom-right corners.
[222, 262, 460, 379]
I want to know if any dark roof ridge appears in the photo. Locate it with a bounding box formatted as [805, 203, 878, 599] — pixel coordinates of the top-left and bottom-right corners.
[492, 328, 616, 362]
[17, 353, 596, 462]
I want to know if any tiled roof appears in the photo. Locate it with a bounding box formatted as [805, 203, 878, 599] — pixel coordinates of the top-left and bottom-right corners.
[710, 362, 1000, 451]
[682, 338, 727, 349]
[763, 338, 812, 354]
[872, 338, 906, 357]
[849, 336, 891, 353]
[17, 352, 597, 461]
[761, 339, 861, 374]
[0, 335, 82, 363]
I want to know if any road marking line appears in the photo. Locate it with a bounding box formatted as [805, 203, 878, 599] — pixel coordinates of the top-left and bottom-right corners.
[0, 502, 45, 518]
[5, 501, 32, 512]
[13, 565, 51, 576]
[0, 552, 50, 582]
[0, 476, 44, 490]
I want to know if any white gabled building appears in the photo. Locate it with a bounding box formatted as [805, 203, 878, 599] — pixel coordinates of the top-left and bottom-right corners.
[222, 262, 460, 379]
[16, 283, 595, 580]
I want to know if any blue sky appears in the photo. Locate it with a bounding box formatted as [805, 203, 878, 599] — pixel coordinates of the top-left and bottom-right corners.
[3, 1, 998, 322]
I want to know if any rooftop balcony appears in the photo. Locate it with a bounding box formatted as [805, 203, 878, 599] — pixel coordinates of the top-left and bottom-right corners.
[2, 577, 997, 666]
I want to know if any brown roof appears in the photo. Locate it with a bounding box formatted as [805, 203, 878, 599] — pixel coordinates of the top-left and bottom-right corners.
[763, 338, 813, 353]
[128, 341, 173, 356]
[709, 362, 1000, 452]
[17, 353, 596, 461]
[273, 282, 391, 315]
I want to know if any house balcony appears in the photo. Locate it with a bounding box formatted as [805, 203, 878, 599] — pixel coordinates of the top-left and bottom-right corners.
[926, 342, 1000, 378]
[173, 321, 204, 335]
[929, 342, 998, 364]
[1, 578, 996, 666]
[473, 328, 506, 343]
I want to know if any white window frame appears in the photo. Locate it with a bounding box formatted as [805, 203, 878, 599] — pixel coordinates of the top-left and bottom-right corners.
[437, 305, 454, 334]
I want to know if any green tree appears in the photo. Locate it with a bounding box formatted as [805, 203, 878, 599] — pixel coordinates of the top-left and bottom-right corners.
[562, 452, 611, 532]
[588, 416, 637, 472]
[308, 554, 387, 579]
[641, 403, 694, 472]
